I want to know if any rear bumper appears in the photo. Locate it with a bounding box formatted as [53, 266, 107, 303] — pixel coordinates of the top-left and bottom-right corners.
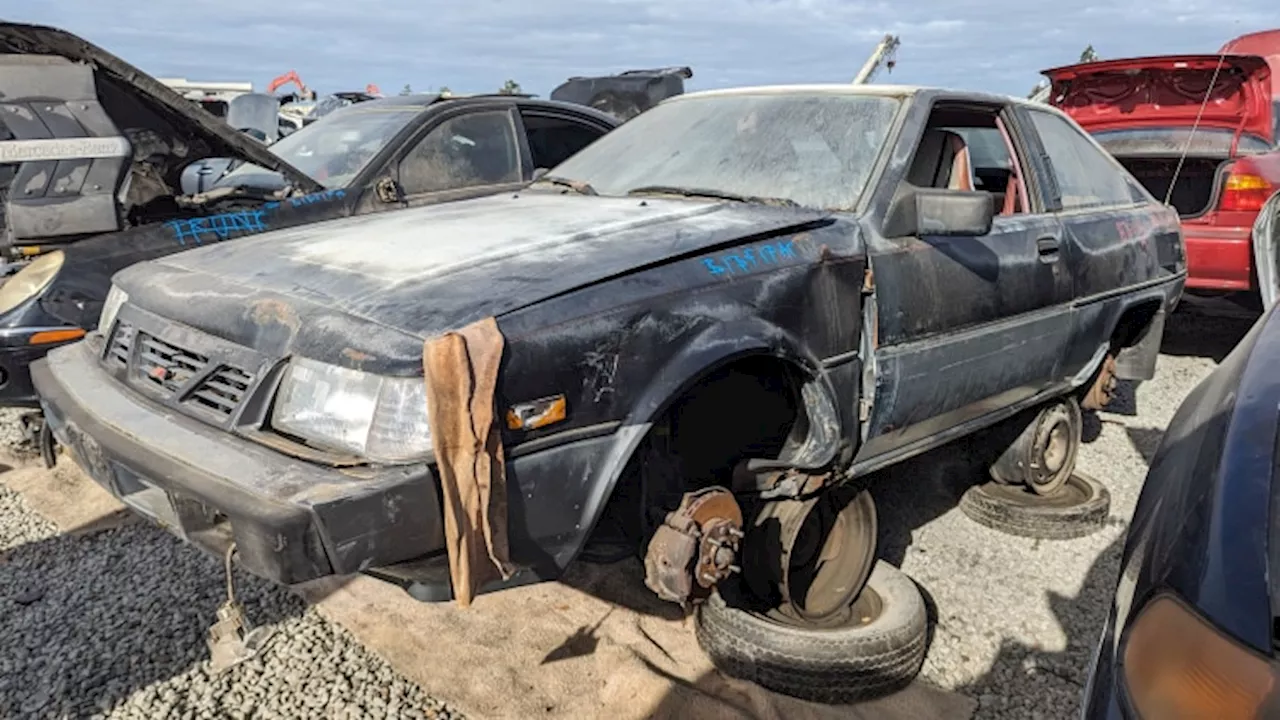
[32, 341, 446, 585]
[1182, 225, 1254, 291]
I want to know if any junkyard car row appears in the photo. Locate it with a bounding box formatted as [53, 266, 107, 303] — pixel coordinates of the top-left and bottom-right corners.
[6, 17, 1280, 718]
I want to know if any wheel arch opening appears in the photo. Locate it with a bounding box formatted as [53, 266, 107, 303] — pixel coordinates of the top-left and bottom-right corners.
[582, 354, 833, 561]
[1111, 298, 1167, 382]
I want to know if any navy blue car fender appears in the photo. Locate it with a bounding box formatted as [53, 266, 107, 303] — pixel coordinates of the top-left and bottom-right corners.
[558, 315, 850, 567]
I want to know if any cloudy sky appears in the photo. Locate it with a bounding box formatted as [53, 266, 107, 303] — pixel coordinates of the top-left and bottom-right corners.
[10, 1, 1277, 98]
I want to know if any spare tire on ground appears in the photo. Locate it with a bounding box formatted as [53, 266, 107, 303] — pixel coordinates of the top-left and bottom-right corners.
[959, 471, 1110, 540]
[695, 560, 927, 704]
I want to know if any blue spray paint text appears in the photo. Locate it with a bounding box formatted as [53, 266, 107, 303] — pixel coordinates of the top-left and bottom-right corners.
[701, 238, 800, 277]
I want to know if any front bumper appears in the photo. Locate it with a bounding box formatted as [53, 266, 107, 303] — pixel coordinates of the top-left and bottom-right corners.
[0, 330, 78, 407]
[32, 341, 446, 585]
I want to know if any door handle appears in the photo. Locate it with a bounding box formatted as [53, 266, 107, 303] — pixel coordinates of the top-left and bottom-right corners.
[1036, 236, 1061, 262]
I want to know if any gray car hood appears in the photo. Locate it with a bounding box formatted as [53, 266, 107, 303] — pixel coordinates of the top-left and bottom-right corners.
[0, 21, 320, 195]
[115, 192, 832, 373]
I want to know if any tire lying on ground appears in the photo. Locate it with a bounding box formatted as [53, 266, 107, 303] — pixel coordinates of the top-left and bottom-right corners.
[696, 560, 927, 704]
[959, 471, 1110, 540]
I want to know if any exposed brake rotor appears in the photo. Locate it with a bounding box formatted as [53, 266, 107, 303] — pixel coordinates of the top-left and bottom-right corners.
[643, 486, 744, 607]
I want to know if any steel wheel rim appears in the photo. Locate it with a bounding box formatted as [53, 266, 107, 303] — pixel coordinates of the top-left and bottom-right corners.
[1028, 400, 1081, 496]
[746, 487, 878, 626]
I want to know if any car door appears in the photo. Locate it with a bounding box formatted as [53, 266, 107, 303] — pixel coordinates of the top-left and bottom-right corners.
[859, 101, 1074, 462]
[392, 104, 530, 209]
[1015, 106, 1169, 381]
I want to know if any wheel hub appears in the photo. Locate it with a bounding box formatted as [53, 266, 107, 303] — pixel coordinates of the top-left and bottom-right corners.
[643, 486, 745, 607]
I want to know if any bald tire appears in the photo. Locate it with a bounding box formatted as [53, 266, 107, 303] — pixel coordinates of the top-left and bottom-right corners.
[695, 560, 927, 704]
[959, 471, 1110, 540]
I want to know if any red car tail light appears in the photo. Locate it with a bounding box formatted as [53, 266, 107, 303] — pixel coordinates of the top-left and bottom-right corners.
[1220, 167, 1274, 212]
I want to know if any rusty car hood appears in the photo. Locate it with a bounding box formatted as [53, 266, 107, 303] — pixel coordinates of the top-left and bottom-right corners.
[113, 192, 833, 373]
[0, 21, 321, 193]
[1042, 54, 1275, 141]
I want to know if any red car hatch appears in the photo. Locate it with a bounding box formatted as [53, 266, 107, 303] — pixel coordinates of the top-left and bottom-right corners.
[1041, 54, 1274, 142]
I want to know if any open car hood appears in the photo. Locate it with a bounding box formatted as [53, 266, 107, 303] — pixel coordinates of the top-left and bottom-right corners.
[1041, 54, 1274, 141]
[0, 22, 321, 194]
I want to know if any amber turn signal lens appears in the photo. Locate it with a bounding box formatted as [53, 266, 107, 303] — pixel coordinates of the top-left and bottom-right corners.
[28, 328, 86, 345]
[1123, 595, 1276, 719]
[505, 394, 567, 430]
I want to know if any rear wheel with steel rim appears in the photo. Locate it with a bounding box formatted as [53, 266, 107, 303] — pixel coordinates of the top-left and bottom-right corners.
[989, 397, 1082, 496]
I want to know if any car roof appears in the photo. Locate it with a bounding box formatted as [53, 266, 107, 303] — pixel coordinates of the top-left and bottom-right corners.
[673, 83, 1045, 110]
[318, 92, 620, 126]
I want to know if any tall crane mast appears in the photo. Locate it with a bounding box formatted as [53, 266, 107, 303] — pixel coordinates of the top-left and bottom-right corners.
[853, 34, 901, 84]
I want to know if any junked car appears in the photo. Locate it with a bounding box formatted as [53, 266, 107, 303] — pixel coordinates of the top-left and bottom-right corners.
[1042, 33, 1280, 309]
[34, 83, 1185, 702]
[0, 22, 621, 426]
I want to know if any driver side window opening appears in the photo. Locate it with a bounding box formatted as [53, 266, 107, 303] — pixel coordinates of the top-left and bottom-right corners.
[905, 104, 1030, 216]
[398, 110, 521, 196]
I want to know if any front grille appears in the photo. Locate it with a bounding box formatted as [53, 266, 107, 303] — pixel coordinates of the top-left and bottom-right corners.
[104, 319, 258, 423]
[189, 366, 254, 419]
[107, 321, 134, 367]
[135, 332, 209, 395]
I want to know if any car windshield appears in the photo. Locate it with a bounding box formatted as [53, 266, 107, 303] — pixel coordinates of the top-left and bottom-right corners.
[221, 104, 420, 189]
[542, 91, 903, 210]
[1090, 127, 1274, 157]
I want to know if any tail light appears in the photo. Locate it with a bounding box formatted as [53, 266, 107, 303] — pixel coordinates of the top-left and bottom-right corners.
[1220, 166, 1274, 212]
[1122, 594, 1278, 718]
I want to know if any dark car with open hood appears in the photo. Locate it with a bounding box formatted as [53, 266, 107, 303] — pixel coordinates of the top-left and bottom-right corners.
[34, 83, 1185, 703]
[0, 21, 626, 425]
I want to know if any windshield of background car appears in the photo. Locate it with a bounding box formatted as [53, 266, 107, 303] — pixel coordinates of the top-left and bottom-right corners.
[1091, 127, 1274, 156]
[546, 92, 903, 210]
[221, 105, 420, 189]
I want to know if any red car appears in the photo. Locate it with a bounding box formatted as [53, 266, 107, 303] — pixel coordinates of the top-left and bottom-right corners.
[1042, 30, 1280, 307]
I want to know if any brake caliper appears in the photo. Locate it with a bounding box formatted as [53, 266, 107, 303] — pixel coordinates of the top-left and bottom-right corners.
[642, 486, 744, 607]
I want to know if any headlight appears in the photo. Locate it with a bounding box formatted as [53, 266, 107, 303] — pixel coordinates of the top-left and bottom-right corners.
[0, 250, 64, 316]
[271, 356, 432, 463]
[1122, 593, 1277, 717]
[98, 284, 129, 334]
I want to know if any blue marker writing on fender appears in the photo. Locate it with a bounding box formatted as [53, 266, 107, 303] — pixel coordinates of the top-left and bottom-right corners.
[700, 237, 805, 277]
[170, 189, 347, 245]
[166, 210, 269, 246]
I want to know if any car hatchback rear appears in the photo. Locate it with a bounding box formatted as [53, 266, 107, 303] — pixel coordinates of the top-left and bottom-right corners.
[1043, 53, 1280, 296]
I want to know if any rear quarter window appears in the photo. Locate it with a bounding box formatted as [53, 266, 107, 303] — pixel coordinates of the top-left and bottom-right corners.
[1028, 110, 1145, 210]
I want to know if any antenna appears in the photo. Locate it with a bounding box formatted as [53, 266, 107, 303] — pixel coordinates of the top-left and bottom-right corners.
[1164, 51, 1230, 207]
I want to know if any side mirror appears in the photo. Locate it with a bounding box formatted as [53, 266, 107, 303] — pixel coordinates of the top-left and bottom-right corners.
[375, 176, 403, 204]
[883, 188, 994, 238]
[532, 167, 550, 181]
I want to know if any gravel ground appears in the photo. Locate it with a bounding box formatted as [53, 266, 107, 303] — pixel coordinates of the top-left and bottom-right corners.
[0, 449, 460, 719]
[0, 302, 1254, 719]
[875, 300, 1257, 719]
